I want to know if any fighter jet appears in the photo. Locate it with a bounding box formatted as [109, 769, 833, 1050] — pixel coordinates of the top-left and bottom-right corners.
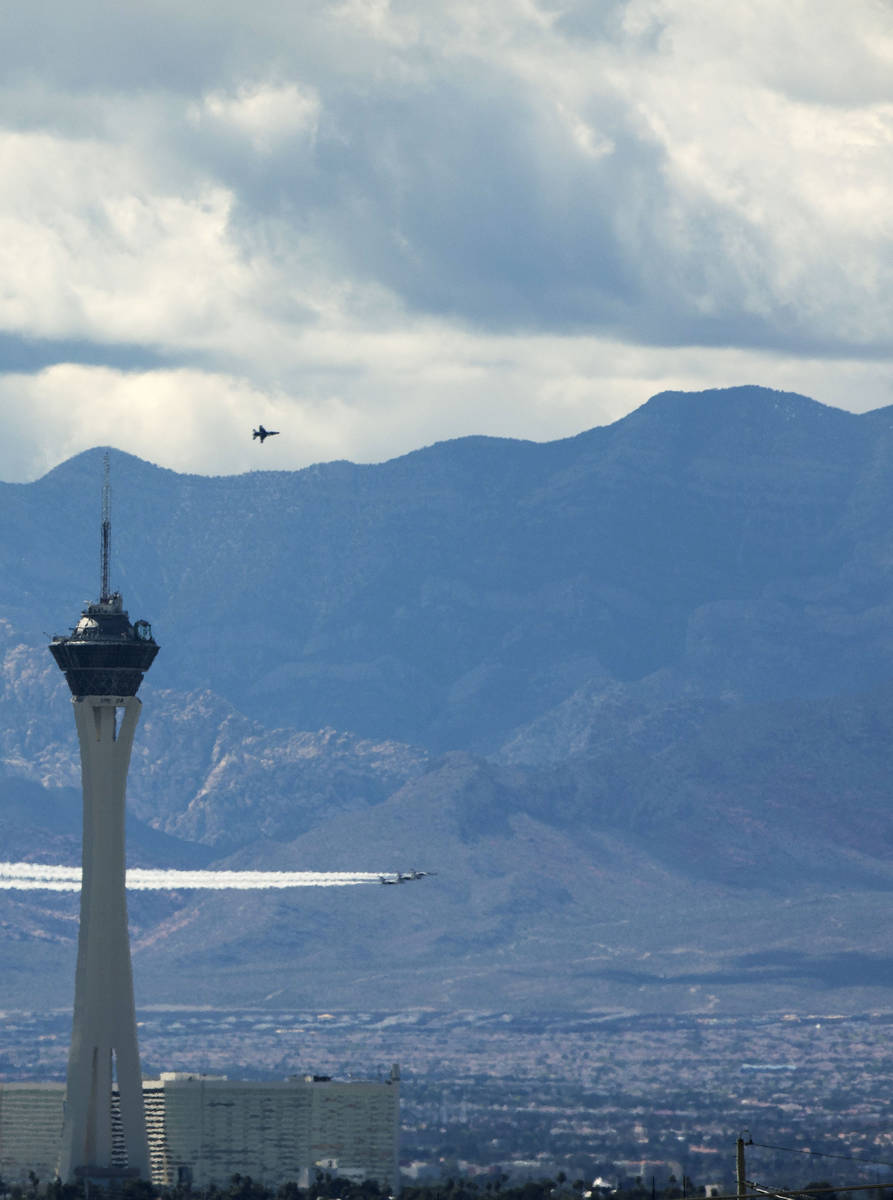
[253, 425, 280, 443]
[379, 870, 436, 885]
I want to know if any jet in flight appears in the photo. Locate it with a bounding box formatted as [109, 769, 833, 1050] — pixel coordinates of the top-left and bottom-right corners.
[253, 425, 280, 443]
[379, 870, 436, 885]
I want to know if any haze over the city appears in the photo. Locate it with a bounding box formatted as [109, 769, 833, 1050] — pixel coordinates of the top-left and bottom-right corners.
[0, 0, 891, 481]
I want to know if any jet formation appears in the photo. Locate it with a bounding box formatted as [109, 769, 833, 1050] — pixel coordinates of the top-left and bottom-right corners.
[379, 870, 436, 885]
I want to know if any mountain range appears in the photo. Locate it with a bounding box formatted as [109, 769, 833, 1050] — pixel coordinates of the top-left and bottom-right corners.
[4, 384, 893, 1015]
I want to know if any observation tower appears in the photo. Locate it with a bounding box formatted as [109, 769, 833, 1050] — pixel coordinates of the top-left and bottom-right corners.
[48, 455, 159, 1183]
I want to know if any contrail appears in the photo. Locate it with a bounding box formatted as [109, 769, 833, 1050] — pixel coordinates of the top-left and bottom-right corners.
[0, 863, 388, 891]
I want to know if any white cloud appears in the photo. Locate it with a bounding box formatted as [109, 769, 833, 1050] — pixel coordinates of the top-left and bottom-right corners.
[0, 129, 253, 346]
[191, 82, 320, 154]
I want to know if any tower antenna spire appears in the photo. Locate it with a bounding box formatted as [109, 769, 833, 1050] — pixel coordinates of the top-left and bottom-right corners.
[100, 451, 111, 603]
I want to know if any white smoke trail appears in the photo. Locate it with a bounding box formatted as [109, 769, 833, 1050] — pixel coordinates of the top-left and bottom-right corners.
[0, 863, 389, 891]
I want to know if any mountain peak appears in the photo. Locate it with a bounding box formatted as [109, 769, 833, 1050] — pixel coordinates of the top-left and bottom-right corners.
[630, 384, 852, 432]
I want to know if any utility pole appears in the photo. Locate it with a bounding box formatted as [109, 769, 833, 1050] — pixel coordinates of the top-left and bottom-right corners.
[737, 1137, 748, 1200]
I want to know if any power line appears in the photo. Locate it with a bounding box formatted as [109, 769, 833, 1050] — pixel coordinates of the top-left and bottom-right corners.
[748, 1183, 893, 1195]
[669, 1183, 891, 1200]
[750, 1142, 893, 1171]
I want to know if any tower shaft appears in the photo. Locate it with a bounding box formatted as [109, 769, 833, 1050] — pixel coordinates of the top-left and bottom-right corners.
[58, 696, 149, 1182]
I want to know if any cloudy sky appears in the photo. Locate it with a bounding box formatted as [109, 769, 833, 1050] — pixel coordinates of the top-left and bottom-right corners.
[1, 0, 891, 481]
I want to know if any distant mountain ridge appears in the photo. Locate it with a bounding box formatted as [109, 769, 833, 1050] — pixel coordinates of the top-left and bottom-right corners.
[16, 385, 893, 749]
[4, 385, 893, 1014]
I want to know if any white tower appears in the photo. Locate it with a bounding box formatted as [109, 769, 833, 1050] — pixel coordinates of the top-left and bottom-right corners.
[49, 456, 159, 1184]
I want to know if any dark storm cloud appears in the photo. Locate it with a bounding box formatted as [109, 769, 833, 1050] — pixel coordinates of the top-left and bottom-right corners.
[194, 63, 886, 357]
[0, 333, 169, 374]
[551, 0, 664, 48]
[211, 75, 640, 331]
[0, 2, 284, 94]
